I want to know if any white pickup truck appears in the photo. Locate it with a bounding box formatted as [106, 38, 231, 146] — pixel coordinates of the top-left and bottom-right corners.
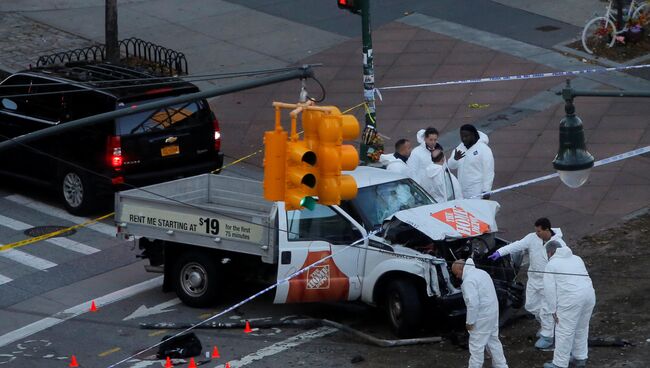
[115, 166, 523, 337]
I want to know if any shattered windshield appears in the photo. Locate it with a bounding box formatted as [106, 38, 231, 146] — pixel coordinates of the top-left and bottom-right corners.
[350, 179, 433, 230]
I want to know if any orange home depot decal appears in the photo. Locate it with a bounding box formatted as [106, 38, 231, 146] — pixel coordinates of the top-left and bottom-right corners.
[431, 207, 490, 237]
[286, 251, 349, 303]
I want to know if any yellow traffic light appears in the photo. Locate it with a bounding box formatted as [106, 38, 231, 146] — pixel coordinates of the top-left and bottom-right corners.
[262, 119, 287, 201]
[264, 102, 360, 210]
[284, 139, 317, 210]
[316, 107, 360, 205]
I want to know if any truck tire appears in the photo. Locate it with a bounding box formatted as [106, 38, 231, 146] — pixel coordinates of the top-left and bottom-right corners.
[59, 166, 96, 215]
[384, 279, 423, 338]
[173, 251, 220, 307]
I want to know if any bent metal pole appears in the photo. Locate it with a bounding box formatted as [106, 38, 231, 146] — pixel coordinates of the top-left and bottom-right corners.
[0, 66, 314, 153]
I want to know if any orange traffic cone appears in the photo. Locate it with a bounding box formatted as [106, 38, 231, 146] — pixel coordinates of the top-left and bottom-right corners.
[188, 357, 197, 368]
[212, 346, 220, 359]
[69, 355, 79, 367]
[243, 320, 252, 333]
[90, 300, 98, 312]
[165, 356, 173, 368]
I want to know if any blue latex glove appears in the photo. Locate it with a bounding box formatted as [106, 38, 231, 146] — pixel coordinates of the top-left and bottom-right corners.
[488, 251, 501, 261]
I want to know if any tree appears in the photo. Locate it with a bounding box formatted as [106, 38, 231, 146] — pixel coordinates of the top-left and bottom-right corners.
[105, 0, 119, 63]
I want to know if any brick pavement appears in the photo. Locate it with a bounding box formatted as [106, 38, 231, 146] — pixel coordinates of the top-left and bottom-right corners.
[210, 20, 650, 242]
[0, 12, 94, 72]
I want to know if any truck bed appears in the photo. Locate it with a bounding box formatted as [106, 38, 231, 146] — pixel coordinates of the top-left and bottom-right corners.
[115, 174, 278, 263]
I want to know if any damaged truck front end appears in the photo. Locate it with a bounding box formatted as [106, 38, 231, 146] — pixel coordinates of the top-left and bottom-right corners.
[380, 200, 525, 319]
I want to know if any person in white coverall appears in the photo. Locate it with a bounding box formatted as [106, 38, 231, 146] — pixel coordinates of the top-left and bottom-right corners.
[379, 138, 413, 178]
[407, 127, 443, 187]
[543, 241, 595, 368]
[447, 124, 494, 199]
[452, 259, 508, 368]
[421, 149, 463, 203]
[488, 218, 566, 349]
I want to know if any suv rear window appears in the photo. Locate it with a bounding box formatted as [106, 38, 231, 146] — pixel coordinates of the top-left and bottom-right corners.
[115, 99, 203, 135]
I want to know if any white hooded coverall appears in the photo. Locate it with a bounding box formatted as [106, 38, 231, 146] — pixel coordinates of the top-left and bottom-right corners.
[447, 131, 494, 199]
[422, 163, 463, 203]
[544, 247, 595, 368]
[406, 129, 437, 187]
[461, 258, 508, 368]
[496, 229, 566, 339]
[379, 153, 413, 178]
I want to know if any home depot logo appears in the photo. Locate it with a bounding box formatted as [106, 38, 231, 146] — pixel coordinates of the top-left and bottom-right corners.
[431, 207, 490, 237]
[306, 265, 330, 289]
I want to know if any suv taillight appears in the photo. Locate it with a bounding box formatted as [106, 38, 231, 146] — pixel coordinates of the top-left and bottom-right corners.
[107, 136, 123, 170]
[212, 115, 221, 152]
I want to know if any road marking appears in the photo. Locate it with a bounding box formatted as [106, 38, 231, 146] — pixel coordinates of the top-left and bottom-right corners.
[99, 347, 122, 357]
[0, 249, 57, 270]
[0, 214, 101, 255]
[147, 330, 167, 337]
[215, 327, 337, 368]
[0, 276, 163, 348]
[125, 327, 337, 368]
[4, 195, 116, 237]
[46, 237, 100, 255]
[123, 298, 181, 321]
[0, 214, 31, 231]
[0, 274, 12, 285]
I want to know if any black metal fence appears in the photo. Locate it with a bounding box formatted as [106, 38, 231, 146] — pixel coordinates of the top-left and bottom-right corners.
[35, 38, 188, 76]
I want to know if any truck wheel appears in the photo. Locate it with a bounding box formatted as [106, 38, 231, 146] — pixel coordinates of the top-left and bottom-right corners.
[59, 167, 96, 215]
[385, 279, 423, 338]
[173, 251, 220, 307]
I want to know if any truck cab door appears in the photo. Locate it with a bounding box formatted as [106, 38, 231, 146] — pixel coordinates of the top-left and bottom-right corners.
[274, 202, 367, 304]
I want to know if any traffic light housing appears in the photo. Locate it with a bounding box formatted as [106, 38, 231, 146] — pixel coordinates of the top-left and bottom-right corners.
[337, 0, 361, 14]
[263, 102, 360, 211]
[262, 127, 287, 202]
[316, 107, 360, 205]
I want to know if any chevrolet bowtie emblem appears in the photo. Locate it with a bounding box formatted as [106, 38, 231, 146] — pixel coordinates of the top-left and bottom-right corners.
[165, 136, 178, 144]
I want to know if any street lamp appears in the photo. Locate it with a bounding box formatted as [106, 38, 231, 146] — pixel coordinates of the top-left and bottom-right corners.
[552, 91, 594, 188]
[552, 79, 650, 188]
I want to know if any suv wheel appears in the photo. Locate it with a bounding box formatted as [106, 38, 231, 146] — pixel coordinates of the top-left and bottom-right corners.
[385, 279, 423, 338]
[60, 167, 96, 215]
[173, 251, 220, 307]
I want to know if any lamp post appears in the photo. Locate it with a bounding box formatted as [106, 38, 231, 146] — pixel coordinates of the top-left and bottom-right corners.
[553, 79, 650, 188]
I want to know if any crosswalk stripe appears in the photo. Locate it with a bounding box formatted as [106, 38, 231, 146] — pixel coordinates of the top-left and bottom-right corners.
[0, 214, 31, 231]
[0, 249, 57, 270]
[46, 237, 100, 255]
[0, 274, 13, 285]
[4, 195, 115, 237]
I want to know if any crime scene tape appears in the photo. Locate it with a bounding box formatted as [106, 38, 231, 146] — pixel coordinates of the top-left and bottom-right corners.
[107, 232, 372, 368]
[0, 212, 114, 252]
[109, 144, 650, 366]
[377, 63, 650, 91]
[471, 145, 650, 199]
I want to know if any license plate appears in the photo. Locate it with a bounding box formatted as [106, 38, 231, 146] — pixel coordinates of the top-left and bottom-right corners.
[161, 145, 180, 157]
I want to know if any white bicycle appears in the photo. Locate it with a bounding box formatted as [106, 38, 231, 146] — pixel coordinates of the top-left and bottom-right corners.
[581, 0, 650, 54]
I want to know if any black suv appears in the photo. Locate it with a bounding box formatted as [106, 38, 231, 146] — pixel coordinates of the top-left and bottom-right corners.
[0, 63, 223, 214]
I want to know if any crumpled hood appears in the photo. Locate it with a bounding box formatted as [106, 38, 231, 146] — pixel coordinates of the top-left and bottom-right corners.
[387, 199, 500, 240]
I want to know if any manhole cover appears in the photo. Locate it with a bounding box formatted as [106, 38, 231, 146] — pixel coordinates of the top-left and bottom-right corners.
[536, 25, 560, 32]
[24, 226, 76, 238]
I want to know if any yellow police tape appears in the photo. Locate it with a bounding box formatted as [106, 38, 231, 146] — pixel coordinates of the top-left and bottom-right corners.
[0, 212, 115, 252]
[0, 102, 368, 252]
